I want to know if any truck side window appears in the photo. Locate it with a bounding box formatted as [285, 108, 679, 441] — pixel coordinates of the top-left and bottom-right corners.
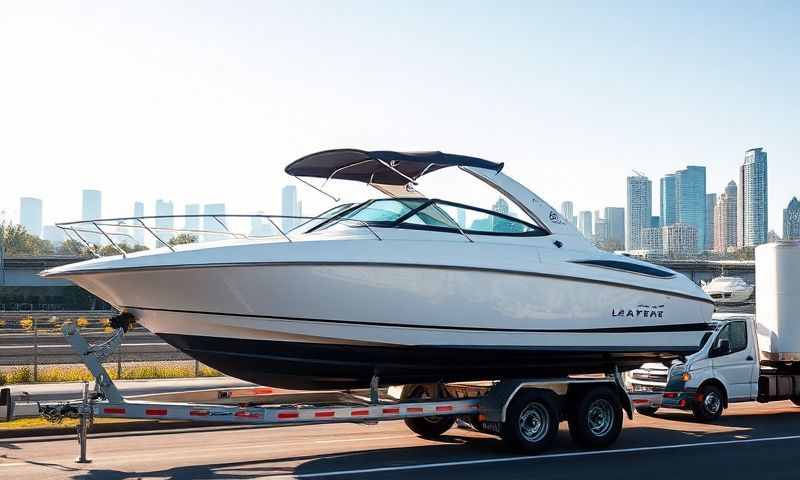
[714, 321, 748, 355]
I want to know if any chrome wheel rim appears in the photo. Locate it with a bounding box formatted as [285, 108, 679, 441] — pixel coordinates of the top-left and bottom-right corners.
[518, 403, 550, 443]
[704, 392, 721, 414]
[587, 398, 614, 437]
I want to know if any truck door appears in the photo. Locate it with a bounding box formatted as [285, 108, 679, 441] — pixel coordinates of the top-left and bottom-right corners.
[710, 321, 755, 401]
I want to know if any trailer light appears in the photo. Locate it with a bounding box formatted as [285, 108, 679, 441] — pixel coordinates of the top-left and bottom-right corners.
[681, 372, 692, 382]
[663, 392, 677, 398]
[678, 399, 687, 408]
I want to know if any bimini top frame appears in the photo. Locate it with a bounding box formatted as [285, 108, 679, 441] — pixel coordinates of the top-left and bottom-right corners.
[285, 149, 504, 187]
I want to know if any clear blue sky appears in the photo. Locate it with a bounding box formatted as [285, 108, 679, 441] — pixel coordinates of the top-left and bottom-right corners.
[1, 1, 797, 234]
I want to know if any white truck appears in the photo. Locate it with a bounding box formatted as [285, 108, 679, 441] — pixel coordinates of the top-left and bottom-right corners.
[627, 241, 800, 421]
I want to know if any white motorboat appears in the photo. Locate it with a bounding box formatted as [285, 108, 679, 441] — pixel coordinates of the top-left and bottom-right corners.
[702, 276, 754, 305]
[42, 149, 714, 389]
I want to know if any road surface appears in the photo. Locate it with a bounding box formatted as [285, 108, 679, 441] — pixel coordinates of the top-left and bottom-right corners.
[1, 401, 798, 479]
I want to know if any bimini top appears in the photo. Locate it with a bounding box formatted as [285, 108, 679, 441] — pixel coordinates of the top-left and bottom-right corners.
[285, 149, 504, 186]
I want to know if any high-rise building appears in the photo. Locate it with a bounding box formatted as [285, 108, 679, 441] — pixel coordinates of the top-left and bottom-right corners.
[203, 203, 226, 242]
[82, 190, 102, 220]
[626, 174, 652, 250]
[184, 204, 201, 232]
[713, 181, 738, 253]
[660, 174, 677, 226]
[784, 197, 800, 240]
[281, 185, 301, 232]
[20, 197, 42, 237]
[133, 201, 145, 245]
[663, 223, 698, 258]
[578, 210, 593, 239]
[42, 225, 65, 246]
[705, 193, 717, 251]
[155, 200, 174, 242]
[738, 147, 768, 247]
[561, 201, 574, 224]
[641, 227, 663, 253]
[594, 216, 608, 244]
[456, 208, 466, 228]
[674, 166, 706, 253]
[604, 207, 625, 247]
[651, 216, 660, 228]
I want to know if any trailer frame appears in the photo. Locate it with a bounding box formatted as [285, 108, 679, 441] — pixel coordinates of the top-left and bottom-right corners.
[32, 322, 633, 461]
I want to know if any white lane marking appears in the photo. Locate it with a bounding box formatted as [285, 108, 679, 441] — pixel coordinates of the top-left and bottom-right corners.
[279, 434, 800, 478]
[314, 435, 410, 444]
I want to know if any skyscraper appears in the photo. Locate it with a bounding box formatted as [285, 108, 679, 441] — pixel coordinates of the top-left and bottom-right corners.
[626, 174, 652, 250]
[651, 216, 660, 228]
[184, 204, 201, 231]
[578, 211, 593, 239]
[250, 211, 276, 237]
[281, 185, 301, 232]
[20, 197, 42, 237]
[593, 213, 607, 244]
[738, 147, 768, 247]
[784, 197, 800, 240]
[663, 223, 698, 258]
[604, 207, 625, 247]
[659, 174, 677, 227]
[155, 199, 174, 242]
[641, 227, 663, 254]
[675, 166, 706, 253]
[705, 193, 717, 251]
[82, 190, 101, 220]
[561, 201, 574, 224]
[714, 181, 737, 253]
[203, 203, 226, 242]
[133, 201, 145, 245]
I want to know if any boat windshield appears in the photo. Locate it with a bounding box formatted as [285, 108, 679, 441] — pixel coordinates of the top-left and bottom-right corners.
[311, 198, 547, 236]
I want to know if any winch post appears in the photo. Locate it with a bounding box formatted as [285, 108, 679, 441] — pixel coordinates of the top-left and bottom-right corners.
[62, 321, 124, 403]
[76, 381, 91, 464]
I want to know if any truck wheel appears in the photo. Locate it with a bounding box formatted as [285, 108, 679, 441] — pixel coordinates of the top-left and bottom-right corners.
[567, 386, 623, 449]
[401, 384, 456, 439]
[635, 406, 659, 416]
[501, 390, 559, 453]
[692, 385, 724, 421]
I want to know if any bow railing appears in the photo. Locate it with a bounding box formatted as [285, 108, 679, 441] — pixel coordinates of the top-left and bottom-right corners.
[56, 214, 383, 258]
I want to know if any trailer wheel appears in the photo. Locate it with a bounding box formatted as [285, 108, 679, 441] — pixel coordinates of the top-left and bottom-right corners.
[501, 390, 559, 453]
[692, 385, 724, 421]
[567, 386, 623, 449]
[401, 384, 456, 439]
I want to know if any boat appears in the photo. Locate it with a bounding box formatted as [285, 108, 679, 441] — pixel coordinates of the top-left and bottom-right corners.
[42, 149, 715, 390]
[702, 275, 754, 305]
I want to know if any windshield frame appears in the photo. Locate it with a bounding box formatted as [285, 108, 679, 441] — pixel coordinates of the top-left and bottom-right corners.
[306, 198, 549, 237]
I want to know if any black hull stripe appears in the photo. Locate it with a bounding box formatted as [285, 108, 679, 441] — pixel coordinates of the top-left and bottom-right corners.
[125, 305, 714, 334]
[49, 260, 715, 305]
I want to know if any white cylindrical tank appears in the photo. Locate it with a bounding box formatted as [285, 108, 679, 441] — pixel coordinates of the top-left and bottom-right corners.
[756, 241, 800, 361]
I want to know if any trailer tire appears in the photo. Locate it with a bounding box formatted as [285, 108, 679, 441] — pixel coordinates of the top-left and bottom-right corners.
[692, 385, 724, 421]
[567, 386, 623, 449]
[500, 390, 559, 453]
[401, 384, 456, 439]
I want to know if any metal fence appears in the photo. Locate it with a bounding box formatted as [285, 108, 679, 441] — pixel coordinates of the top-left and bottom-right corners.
[0, 313, 191, 381]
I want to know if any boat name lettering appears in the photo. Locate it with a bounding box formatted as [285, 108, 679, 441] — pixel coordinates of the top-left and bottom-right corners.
[611, 305, 665, 319]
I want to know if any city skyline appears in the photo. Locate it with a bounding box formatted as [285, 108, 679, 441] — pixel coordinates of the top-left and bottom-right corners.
[1, 3, 798, 236]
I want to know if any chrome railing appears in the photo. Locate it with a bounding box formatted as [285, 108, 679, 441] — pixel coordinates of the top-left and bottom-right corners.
[56, 214, 383, 258]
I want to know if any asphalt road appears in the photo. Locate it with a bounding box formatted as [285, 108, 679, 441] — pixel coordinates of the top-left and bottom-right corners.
[2, 401, 799, 479]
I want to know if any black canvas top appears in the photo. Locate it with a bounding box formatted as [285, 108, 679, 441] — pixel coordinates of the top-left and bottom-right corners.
[285, 149, 503, 185]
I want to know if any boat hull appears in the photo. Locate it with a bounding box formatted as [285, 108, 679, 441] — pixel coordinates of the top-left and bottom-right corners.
[60, 262, 714, 389]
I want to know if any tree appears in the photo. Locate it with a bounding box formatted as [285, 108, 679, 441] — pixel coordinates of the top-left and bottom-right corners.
[97, 243, 149, 256]
[169, 233, 199, 246]
[57, 239, 91, 256]
[0, 222, 54, 256]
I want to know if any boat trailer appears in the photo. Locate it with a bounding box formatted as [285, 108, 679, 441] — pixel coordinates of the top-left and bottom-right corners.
[30, 322, 633, 461]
